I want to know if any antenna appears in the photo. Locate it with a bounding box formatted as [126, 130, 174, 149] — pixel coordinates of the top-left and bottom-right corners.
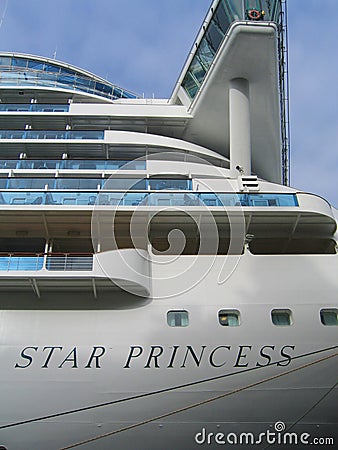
[53, 46, 58, 59]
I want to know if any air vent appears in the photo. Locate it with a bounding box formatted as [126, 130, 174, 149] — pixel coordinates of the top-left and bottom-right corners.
[239, 175, 259, 192]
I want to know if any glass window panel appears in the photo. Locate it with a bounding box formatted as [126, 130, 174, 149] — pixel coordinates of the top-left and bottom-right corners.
[44, 64, 60, 73]
[0, 179, 7, 189]
[189, 55, 206, 84]
[57, 74, 75, 85]
[182, 72, 199, 99]
[12, 58, 28, 68]
[167, 310, 189, 327]
[205, 22, 224, 53]
[218, 310, 240, 326]
[320, 309, 338, 326]
[197, 39, 215, 69]
[271, 309, 292, 326]
[214, 2, 231, 34]
[76, 76, 95, 89]
[0, 56, 11, 66]
[27, 60, 45, 70]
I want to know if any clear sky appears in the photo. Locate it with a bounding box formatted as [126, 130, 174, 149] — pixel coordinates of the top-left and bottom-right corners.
[0, 0, 337, 206]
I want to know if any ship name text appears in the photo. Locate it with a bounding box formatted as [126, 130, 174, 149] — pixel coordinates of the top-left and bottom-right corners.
[13, 344, 295, 370]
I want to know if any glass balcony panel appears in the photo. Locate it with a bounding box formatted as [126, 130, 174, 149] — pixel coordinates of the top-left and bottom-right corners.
[54, 178, 102, 190]
[0, 160, 18, 169]
[148, 179, 191, 190]
[0, 130, 104, 140]
[0, 255, 43, 271]
[122, 192, 148, 206]
[46, 254, 93, 271]
[0, 191, 299, 207]
[7, 178, 52, 189]
[103, 178, 147, 191]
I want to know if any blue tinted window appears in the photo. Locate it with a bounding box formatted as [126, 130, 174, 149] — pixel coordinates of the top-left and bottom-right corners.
[44, 64, 60, 73]
[12, 58, 27, 68]
[27, 60, 45, 70]
[0, 56, 11, 66]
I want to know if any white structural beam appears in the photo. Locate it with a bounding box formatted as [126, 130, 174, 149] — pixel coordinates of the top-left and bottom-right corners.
[229, 78, 251, 177]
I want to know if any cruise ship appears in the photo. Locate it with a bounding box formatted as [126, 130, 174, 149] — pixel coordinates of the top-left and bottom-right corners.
[0, 1, 337, 449]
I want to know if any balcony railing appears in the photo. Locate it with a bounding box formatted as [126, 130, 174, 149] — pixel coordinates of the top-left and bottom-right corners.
[0, 191, 299, 207]
[0, 252, 93, 271]
[0, 178, 188, 190]
[0, 103, 69, 112]
[0, 159, 146, 171]
[0, 130, 104, 139]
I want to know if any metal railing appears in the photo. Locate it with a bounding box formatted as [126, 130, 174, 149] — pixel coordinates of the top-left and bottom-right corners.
[0, 252, 93, 271]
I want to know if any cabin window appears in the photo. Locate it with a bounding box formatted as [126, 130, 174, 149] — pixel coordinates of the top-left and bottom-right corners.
[271, 309, 292, 326]
[167, 310, 189, 327]
[218, 310, 240, 326]
[320, 309, 338, 326]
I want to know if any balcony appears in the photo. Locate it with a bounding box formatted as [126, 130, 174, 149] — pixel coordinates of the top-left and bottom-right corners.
[0, 130, 104, 140]
[0, 103, 69, 112]
[0, 249, 150, 297]
[0, 252, 93, 271]
[0, 158, 146, 170]
[0, 190, 299, 207]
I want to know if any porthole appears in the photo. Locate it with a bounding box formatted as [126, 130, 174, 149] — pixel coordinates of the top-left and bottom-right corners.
[218, 310, 240, 326]
[320, 309, 338, 326]
[167, 310, 189, 327]
[271, 309, 292, 326]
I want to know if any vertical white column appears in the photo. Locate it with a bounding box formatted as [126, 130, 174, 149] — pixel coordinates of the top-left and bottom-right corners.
[229, 78, 251, 176]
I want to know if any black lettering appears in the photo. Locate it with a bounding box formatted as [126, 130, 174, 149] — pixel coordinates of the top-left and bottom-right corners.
[167, 345, 180, 368]
[58, 347, 78, 368]
[277, 345, 295, 366]
[181, 346, 206, 368]
[124, 346, 143, 368]
[85, 346, 106, 368]
[209, 346, 231, 368]
[15, 346, 38, 368]
[42, 346, 63, 368]
[256, 345, 275, 367]
[234, 346, 252, 367]
[144, 346, 164, 368]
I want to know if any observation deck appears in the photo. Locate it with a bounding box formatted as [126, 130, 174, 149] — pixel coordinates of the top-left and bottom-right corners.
[0, 53, 139, 102]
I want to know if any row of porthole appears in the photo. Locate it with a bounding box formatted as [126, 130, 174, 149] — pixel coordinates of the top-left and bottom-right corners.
[167, 309, 338, 327]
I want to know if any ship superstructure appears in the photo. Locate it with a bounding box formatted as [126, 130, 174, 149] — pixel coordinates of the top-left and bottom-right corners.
[0, 1, 337, 449]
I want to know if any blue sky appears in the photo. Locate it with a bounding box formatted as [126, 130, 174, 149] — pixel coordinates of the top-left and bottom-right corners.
[0, 0, 337, 206]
